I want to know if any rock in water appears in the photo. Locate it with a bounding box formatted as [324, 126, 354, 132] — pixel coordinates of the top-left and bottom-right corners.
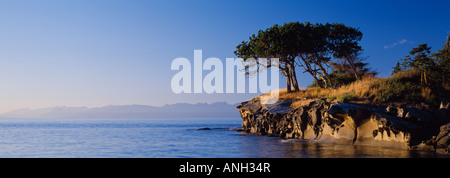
[195, 128, 212, 130]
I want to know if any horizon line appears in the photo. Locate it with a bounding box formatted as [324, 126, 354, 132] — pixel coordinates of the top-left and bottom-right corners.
[0, 101, 240, 114]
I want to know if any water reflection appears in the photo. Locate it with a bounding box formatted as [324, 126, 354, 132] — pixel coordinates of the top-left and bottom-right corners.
[237, 132, 448, 158]
[281, 141, 414, 158]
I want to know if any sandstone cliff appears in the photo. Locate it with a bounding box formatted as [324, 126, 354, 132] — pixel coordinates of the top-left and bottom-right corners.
[236, 99, 450, 153]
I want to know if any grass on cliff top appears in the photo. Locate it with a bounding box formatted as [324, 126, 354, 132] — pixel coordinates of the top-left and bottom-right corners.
[259, 69, 449, 109]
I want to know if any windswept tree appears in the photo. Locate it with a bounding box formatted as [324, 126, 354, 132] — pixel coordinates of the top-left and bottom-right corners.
[392, 40, 449, 88]
[296, 22, 364, 88]
[234, 23, 300, 93]
[328, 23, 364, 80]
[235, 21, 365, 91]
[297, 23, 333, 88]
[431, 34, 450, 85]
[392, 61, 402, 76]
[389, 36, 450, 104]
[329, 54, 376, 86]
[396, 43, 435, 86]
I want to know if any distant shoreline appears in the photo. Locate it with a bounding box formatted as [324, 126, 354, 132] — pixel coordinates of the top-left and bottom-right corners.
[0, 102, 240, 119]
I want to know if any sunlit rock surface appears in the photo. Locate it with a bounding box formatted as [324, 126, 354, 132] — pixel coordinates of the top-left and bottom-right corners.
[237, 99, 450, 153]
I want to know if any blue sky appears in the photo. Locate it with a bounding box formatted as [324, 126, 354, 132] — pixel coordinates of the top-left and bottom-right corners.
[0, 0, 448, 113]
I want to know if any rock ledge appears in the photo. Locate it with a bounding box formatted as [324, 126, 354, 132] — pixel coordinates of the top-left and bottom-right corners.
[236, 99, 450, 153]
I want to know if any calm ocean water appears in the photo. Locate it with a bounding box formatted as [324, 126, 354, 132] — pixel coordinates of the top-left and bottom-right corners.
[0, 118, 446, 158]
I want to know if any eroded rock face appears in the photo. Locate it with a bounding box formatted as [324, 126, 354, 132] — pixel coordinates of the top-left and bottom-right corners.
[435, 124, 450, 153]
[236, 99, 450, 152]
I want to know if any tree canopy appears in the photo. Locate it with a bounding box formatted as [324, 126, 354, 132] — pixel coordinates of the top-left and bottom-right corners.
[234, 21, 364, 92]
[393, 42, 446, 87]
[390, 35, 450, 104]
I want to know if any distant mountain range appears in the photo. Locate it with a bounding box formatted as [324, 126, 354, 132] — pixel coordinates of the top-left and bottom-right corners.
[0, 102, 241, 119]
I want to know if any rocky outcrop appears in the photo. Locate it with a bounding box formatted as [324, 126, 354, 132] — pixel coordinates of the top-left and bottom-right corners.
[236, 99, 450, 153]
[414, 123, 450, 153]
[434, 124, 450, 153]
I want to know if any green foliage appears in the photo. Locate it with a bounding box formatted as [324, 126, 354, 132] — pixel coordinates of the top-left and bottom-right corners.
[337, 92, 356, 102]
[394, 43, 433, 71]
[250, 96, 261, 101]
[387, 35, 450, 106]
[297, 22, 363, 88]
[392, 62, 402, 76]
[371, 69, 445, 106]
[234, 22, 301, 92]
[326, 95, 337, 102]
[431, 34, 450, 86]
[372, 72, 422, 103]
[323, 92, 356, 102]
[234, 21, 364, 91]
[328, 55, 376, 87]
[392, 42, 447, 87]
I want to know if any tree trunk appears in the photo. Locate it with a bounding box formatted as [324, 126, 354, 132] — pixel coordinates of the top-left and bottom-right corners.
[420, 70, 424, 86]
[286, 66, 292, 93]
[313, 75, 324, 88]
[320, 75, 328, 88]
[304, 69, 323, 88]
[318, 64, 333, 88]
[346, 57, 360, 80]
[289, 62, 300, 92]
[421, 70, 428, 86]
[424, 71, 428, 86]
[299, 56, 324, 88]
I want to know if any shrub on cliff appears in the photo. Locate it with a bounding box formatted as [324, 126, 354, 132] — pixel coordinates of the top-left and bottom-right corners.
[371, 68, 448, 107]
[385, 36, 450, 107]
[372, 69, 423, 103]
